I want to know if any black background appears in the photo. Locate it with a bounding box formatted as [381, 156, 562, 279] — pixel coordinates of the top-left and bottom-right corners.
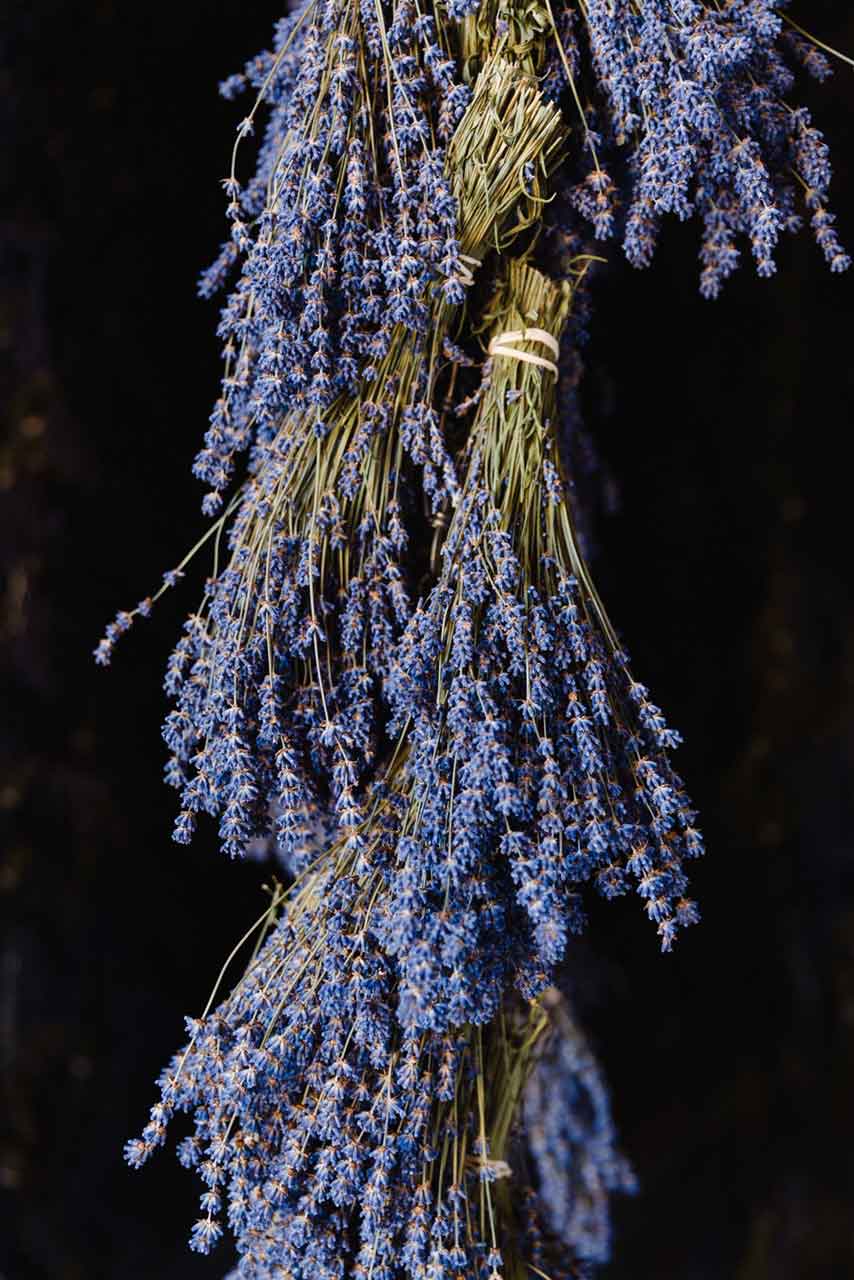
[3, 4, 854, 1277]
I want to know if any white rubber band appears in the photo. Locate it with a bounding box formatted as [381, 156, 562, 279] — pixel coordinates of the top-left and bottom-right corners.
[487, 326, 560, 378]
[457, 254, 481, 288]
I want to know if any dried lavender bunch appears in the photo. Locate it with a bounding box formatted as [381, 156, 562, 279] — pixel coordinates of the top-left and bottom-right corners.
[173, 260, 694, 1047]
[153, 54, 566, 863]
[522, 989, 636, 1266]
[192, 0, 582, 515]
[538, 0, 850, 294]
[194, 0, 475, 515]
[126, 859, 602, 1278]
[379, 259, 702, 1033]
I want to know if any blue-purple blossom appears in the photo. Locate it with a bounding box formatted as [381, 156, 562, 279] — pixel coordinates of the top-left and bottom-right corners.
[381, 262, 703, 1028]
[554, 0, 850, 293]
[523, 991, 637, 1264]
[125, 854, 591, 1278]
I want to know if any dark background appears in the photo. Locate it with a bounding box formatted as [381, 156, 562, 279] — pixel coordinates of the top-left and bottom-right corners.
[2, 4, 854, 1277]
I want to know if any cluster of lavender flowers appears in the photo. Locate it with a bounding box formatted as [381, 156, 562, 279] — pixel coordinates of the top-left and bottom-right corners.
[161, 354, 414, 867]
[547, 0, 850, 294]
[109, 1, 851, 1274]
[195, 0, 474, 514]
[126, 837, 597, 1277]
[523, 991, 637, 1265]
[98, 43, 565, 876]
[155, 53, 565, 869]
[125, 255, 679, 1276]
[145, 0, 481, 857]
[380, 261, 701, 1044]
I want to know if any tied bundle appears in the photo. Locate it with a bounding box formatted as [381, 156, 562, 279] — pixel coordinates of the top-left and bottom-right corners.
[126, 867, 632, 1278]
[123, 259, 669, 1276]
[383, 259, 702, 1043]
[104, 0, 853, 1273]
[158, 52, 567, 868]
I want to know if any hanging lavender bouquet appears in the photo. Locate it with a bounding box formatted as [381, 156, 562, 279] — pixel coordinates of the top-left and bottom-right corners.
[125, 50, 565, 872]
[381, 258, 702, 1036]
[102, 0, 851, 1273]
[120, 257, 684, 1274]
[125, 871, 630, 1276]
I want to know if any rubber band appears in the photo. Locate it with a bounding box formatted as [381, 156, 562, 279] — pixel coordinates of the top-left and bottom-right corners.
[487, 326, 560, 378]
[457, 253, 481, 287]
